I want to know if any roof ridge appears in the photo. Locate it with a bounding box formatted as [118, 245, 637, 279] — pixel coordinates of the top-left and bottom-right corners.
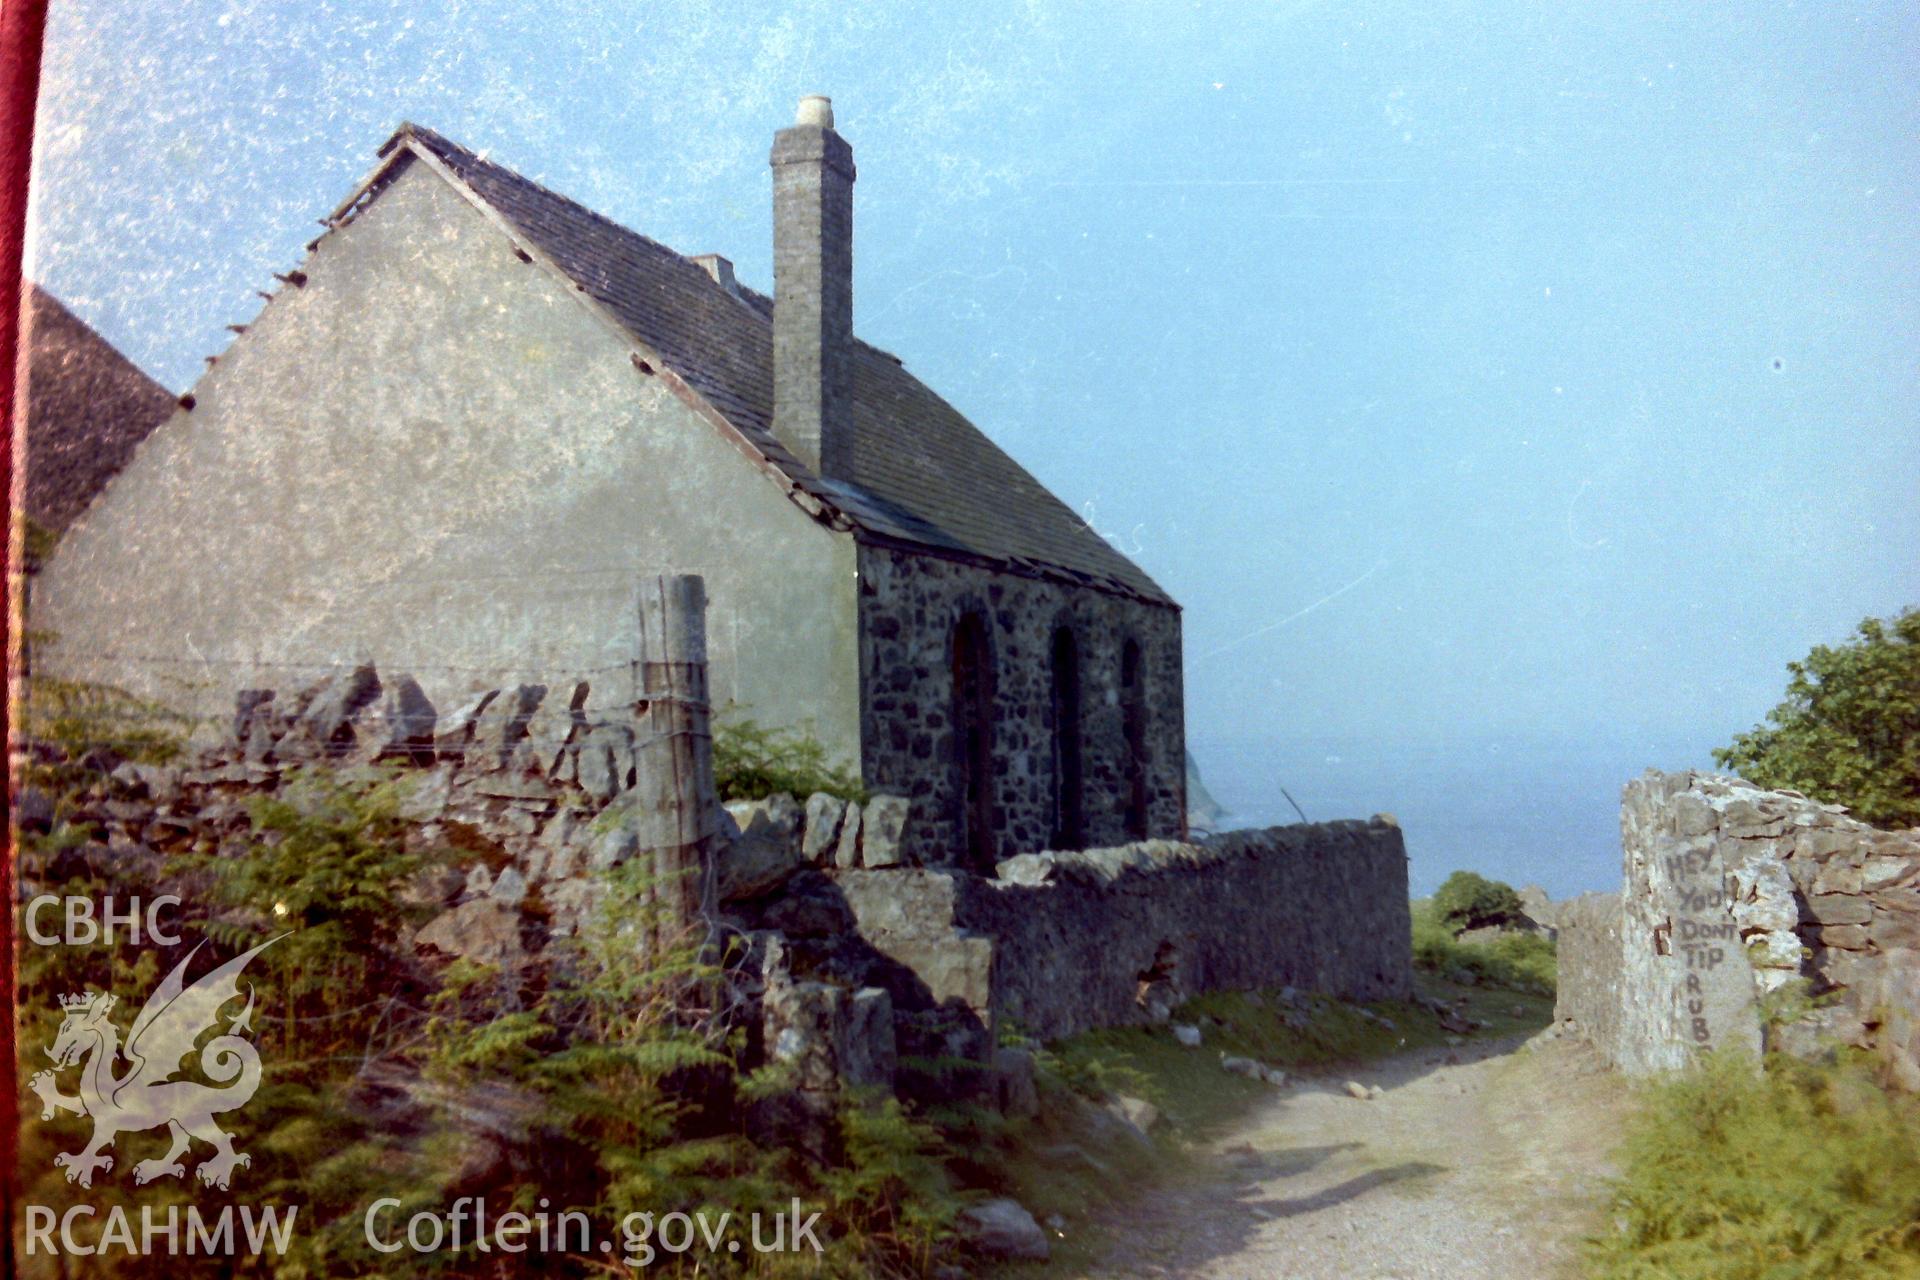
[726, 279, 907, 366]
[394, 124, 924, 369]
[386, 122, 701, 273]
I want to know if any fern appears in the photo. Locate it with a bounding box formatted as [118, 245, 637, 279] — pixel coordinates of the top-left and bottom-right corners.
[14, 713, 978, 1278]
[819, 1094, 965, 1266]
[1586, 1050, 1920, 1279]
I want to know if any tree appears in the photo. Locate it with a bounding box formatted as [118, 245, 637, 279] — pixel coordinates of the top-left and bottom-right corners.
[1432, 871, 1524, 934]
[1714, 607, 1920, 828]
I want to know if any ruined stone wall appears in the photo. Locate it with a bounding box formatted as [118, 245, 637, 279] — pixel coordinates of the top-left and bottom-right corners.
[855, 543, 1185, 867]
[1555, 771, 1920, 1088]
[836, 818, 1411, 1042]
[1610, 773, 1769, 1071]
[14, 669, 929, 1114]
[1550, 892, 1623, 1060]
[20, 667, 678, 976]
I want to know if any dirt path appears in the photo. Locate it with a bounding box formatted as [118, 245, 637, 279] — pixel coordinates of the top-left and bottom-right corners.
[1067, 1032, 1631, 1279]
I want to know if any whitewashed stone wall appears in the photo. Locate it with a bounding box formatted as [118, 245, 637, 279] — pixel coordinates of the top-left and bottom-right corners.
[1557, 770, 1920, 1088]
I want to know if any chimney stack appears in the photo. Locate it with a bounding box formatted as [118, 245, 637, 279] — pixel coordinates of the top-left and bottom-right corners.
[770, 94, 855, 481]
[690, 253, 739, 295]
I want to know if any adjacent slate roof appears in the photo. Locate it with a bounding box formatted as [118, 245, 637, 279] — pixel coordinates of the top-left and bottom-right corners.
[22, 286, 177, 547]
[367, 124, 1172, 606]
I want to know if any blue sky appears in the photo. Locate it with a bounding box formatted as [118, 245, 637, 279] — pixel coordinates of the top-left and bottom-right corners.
[29, 1, 1919, 891]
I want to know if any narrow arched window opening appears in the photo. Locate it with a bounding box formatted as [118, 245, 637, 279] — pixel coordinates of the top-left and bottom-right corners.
[1050, 625, 1084, 850]
[951, 612, 996, 871]
[1121, 638, 1149, 840]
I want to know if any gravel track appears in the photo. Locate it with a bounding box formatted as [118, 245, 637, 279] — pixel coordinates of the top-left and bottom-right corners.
[1067, 1033, 1631, 1279]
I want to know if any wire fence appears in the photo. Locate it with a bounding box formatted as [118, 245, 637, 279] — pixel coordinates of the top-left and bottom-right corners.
[13, 564, 740, 736]
[28, 650, 643, 676]
[16, 652, 642, 748]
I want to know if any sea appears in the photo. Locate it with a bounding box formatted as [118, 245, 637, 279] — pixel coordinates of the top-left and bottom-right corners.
[1189, 732, 1721, 901]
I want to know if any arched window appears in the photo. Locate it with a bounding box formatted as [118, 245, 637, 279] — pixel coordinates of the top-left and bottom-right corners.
[951, 612, 996, 871]
[1121, 637, 1149, 840]
[1050, 625, 1084, 850]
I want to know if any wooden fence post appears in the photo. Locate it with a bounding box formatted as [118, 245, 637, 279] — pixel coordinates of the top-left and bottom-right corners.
[633, 573, 719, 940]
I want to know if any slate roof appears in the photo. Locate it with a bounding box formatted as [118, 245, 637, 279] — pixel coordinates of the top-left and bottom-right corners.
[368, 124, 1172, 606]
[22, 286, 177, 547]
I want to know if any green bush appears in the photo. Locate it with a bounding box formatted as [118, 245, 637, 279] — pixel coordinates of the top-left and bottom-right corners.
[1431, 870, 1526, 933]
[711, 715, 866, 803]
[22, 516, 60, 572]
[1028, 1030, 1155, 1104]
[820, 1095, 965, 1271]
[1715, 606, 1920, 828]
[1410, 898, 1556, 995]
[1586, 1050, 1920, 1279]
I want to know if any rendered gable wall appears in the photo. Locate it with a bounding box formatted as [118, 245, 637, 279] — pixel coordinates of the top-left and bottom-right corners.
[32, 157, 860, 762]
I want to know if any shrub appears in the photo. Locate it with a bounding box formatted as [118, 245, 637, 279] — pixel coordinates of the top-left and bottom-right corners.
[1410, 898, 1556, 995]
[1586, 1050, 1920, 1279]
[819, 1095, 965, 1270]
[21, 515, 59, 571]
[1715, 606, 1920, 828]
[205, 767, 440, 1021]
[18, 668, 194, 775]
[711, 715, 865, 803]
[1029, 1031, 1155, 1104]
[1430, 870, 1525, 934]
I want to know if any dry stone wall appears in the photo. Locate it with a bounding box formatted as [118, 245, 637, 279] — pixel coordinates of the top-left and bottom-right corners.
[17, 665, 915, 974]
[22, 668, 1413, 1102]
[1551, 892, 1624, 1059]
[834, 817, 1412, 1042]
[1556, 770, 1920, 1089]
[1616, 774, 1763, 1071]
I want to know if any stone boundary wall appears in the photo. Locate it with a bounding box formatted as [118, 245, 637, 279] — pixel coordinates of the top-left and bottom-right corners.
[21, 670, 1414, 1092]
[836, 817, 1412, 1042]
[14, 666, 917, 969]
[1552, 891, 1623, 1057]
[1555, 770, 1920, 1088]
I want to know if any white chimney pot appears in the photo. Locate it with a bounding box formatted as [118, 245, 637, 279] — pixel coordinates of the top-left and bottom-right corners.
[796, 95, 834, 128]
